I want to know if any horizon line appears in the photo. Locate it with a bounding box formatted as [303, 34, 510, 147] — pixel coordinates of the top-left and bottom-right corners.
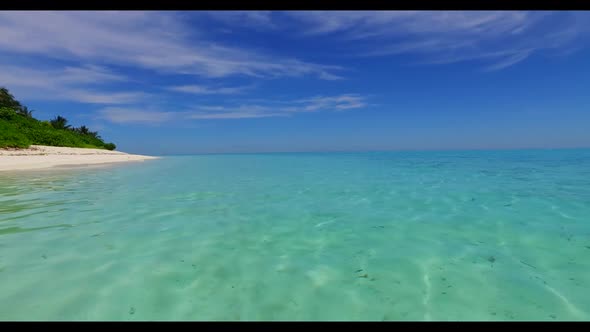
[145, 145, 590, 156]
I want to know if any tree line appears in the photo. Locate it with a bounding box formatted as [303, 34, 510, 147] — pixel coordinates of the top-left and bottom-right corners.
[0, 87, 116, 150]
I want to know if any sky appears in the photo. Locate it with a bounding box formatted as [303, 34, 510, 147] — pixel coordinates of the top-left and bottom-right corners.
[1, 11, 590, 155]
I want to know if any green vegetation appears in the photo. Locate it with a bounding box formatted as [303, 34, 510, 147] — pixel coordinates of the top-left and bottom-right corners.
[0, 87, 116, 150]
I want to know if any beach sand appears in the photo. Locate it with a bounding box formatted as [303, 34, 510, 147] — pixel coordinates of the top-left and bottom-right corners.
[0, 145, 158, 171]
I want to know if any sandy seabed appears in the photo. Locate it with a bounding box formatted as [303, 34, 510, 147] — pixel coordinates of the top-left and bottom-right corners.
[0, 145, 158, 171]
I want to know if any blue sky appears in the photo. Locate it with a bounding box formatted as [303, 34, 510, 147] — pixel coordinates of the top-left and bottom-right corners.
[1, 11, 590, 155]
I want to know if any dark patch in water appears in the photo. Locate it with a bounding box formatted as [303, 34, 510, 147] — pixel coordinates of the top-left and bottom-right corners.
[41, 255, 47, 260]
[550, 314, 557, 319]
[504, 204, 512, 207]
[192, 264, 197, 269]
[585, 246, 590, 250]
[520, 260, 537, 269]
[355, 269, 363, 273]
[534, 276, 548, 285]
[129, 307, 135, 315]
[358, 274, 369, 278]
[180, 260, 185, 263]
[471, 198, 476, 202]
[487, 256, 496, 263]
[441, 292, 447, 295]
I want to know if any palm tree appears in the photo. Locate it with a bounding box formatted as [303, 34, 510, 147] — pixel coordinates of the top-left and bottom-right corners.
[50, 115, 71, 130]
[16, 106, 34, 118]
[0, 87, 22, 110]
[87, 130, 102, 140]
[78, 125, 90, 135]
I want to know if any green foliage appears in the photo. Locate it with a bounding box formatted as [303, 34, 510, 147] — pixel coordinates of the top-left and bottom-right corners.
[74, 125, 90, 135]
[16, 106, 34, 118]
[0, 87, 117, 150]
[50, 115, 70, 130]
[0, 118, 31, 148]
[1, 87, 34, 118]
[0, 107, 17, 121]
[0, 87, 22, 110]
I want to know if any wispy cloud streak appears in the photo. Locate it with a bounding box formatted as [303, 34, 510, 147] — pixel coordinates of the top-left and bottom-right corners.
[0, 64, 148, 104]
[97, 94, 367, 124]
[0, 11, 341, 79]
[284, 11, 586, 70]
[166, 85, 251, 95]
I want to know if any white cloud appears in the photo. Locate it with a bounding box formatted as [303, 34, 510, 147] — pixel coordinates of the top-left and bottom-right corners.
[189, 94, 367, 119]
[286, 11, 535, 40]
[62, 90, 149, 105]
[284, 11, 586, 70]
[0, 64, 125, 88]
[318, 72, 345, 80]
[295, 11, 533, 38]
[0, 64, 147, 104]
[98, 107, 174, 124]
[0, 11, 341, 80]
[295, 94, 366, 111]
[188, 109, 287, 120]
[205, 11, 275, 29]
[483, 50, 533, 71]
[96, 94, 368, 124]
[59, 65, 127, 84]
[166, 85, 251, 95]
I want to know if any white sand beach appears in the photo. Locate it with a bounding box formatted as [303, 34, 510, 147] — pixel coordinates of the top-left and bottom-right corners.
[0, 145, 158, 171]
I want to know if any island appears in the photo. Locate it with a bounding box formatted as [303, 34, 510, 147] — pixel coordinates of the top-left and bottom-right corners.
[0, 87, 157, 171]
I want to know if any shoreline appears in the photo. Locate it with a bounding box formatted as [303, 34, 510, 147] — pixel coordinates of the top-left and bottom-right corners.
[0, 145, 158, 171]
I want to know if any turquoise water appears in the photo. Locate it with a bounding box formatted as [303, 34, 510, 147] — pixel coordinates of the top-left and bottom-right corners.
[1, 149, 589, 321]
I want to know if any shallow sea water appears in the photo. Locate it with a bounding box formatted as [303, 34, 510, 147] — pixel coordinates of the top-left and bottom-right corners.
[0, 149, 589, 321]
